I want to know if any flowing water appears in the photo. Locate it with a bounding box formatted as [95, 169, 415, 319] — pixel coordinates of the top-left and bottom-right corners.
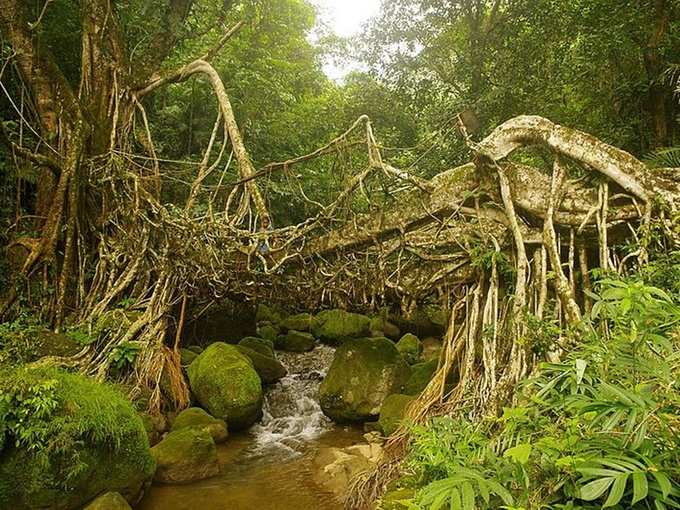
[138, 344, 363, 510]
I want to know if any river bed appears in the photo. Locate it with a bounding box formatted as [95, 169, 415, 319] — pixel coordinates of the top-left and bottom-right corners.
[138, 345, 363, 510]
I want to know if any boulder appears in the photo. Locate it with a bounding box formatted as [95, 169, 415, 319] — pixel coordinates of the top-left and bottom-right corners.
[313, 447, 374, 500]
[379, 394, 415, 436]
[255, 304, 284, 325]
[0, 367, 155, 510]
[256, 324, 279, 342]
[84, 492, 131, 510]
[275, 330, 315, 352]
[312, 309, 371, 345]
[238, 336, 275, 357]
[369, 316, 401, 340]
[319, 337, 411, 422]
[187, 343, 263, 430]
[235, 345, 287, 384]
[180, 348, 198, 367]
[280, 313, 313, 332]
[171, 407, 228, 443]
[395, 333, 422, 364]
[151, 428, 219, 484]
[403, 359, 438, 395]
[421, 337, 442, 361]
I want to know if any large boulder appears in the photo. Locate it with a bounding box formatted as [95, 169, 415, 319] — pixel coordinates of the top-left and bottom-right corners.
[187, 343, 263, 430]
[275, 330, 315, 352]
[312, 309, 371, 345]
[319, 337, 411, 422]
[171, 407, 228, 443]
[403, 359, 438, 395]
[379, 394, 415, 436]
[255, 304, 284, 325]
[395, 333, 422, 365]
[238, 336, 275, 357]
[280, 313, 313, 332]
[150, 428, 219, 483]
[0, 367, 155, 510]
[235, 345, 287, 384]
[84, 492, 131, 510]
[369, 316, 401, 340]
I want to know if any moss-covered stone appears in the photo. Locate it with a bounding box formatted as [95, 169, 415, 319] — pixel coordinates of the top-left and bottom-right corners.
[275, 330, 315, 352]
[139, 412, 162, 446]
[319, 337, 411, 422]
[187, 343, 263, 430]
[171, 407, 228, 443]
[396, 333, 422, 364]
[238, 336, 275, 357]
[312, 309, 371, 345]
[403, 359, 438, 395]
[180, 348, 198, 367]
[369, 316, 401, 340]
[421, 337, 442, 361]
[378, 394, 415, 436]
[84, 492, 131, 510]
[187, 345, 204, 354]
[281, 313, 313, 332]
[151, 428, 219, 484]
[255, 304, 284, 325]
[235, 345, 287, 384]
[0, 367, 155, 510]
[257, 324, 279, 342]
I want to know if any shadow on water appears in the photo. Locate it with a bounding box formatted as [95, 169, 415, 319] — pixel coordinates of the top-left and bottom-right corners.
[138, 345, 364, 510]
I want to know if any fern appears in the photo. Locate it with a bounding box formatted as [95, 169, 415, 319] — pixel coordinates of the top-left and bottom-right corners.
[643, 147, 680, 169]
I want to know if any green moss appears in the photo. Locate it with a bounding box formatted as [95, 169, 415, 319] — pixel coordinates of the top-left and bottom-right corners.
[255, 304, 284, 325]
[256, 324, 279, 342]
[151, 428, 219, 484]
[180, 348, 198, 367]
[281, 313, 313, 332]
[319, 337, 411, 422]
[404, 360, 438, 395]
[0, 366, 154, 509]
[396, 333, 422, 364]
[171, 407, 228, 443]
[276, 330, 315, 352]
[379, 394, 415, 436]
[235, 345, 287, 384]
[187, 343, 263, 430]
[84, 492, 131, 510]
[238, 336, 275, 357]
[312, 309, 371, 345]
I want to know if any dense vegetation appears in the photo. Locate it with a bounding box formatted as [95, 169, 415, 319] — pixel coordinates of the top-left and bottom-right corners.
[0, 1, 679, 509]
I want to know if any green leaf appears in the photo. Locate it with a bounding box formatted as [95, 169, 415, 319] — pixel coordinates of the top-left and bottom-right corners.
[449, 488, 462, 510]
[461, 482, 475, 510]
[580, 477, 615, 501]
[603, 473, 629, 507]
[504, 443, 532, 465]
[632, 472, 649, 504]
[653, 472, 672, 499]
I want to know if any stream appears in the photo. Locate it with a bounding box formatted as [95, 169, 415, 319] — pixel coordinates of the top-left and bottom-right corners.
[138, 345, 363, 510]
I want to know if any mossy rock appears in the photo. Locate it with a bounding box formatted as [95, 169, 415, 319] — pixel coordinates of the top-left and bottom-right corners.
[319, 337, 411, 422]
[171, 407, 228, 443]
[151, 428, 219, 484]
[396, 333, 422, 364]
[378, 394, 415, 436]
[235, 345, 287, 384]
[369, 316, 401, 340]
[34, 329, 84, 358]
[0, 367, 155, 510]
[84, 492, 131, 510]
[403, 359, 438, 395]
[187, 342, 263, 430]
[255, 304, 284, 325]
[281, 313, 313, 332]
[421, 337, 442, 362]
[187, 345, 204, 354]
[276, 330, 315, 352]
[238, 336, 275, 357]
[257, 324, 279, 342]
[139, 412, 162, 446]
[180, 348, 198, 367]
[312, 309, 371, 345]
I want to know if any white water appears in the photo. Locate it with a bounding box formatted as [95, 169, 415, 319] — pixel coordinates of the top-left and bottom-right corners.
[250, 344, 336, 456]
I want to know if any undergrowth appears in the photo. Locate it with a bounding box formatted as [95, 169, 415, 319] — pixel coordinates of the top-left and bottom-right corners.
[390, 276, 680, 510]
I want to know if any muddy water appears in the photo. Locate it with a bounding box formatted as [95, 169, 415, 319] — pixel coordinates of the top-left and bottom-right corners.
[138, 345, 363, 510]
